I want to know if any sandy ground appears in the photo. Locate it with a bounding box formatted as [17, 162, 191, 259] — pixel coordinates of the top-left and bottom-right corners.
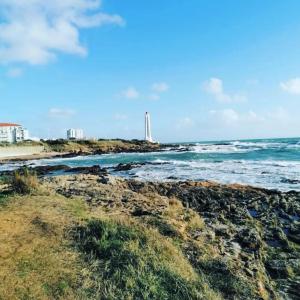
[0, 151, 67, 164]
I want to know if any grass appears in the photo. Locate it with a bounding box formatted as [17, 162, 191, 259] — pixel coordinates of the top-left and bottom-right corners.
[0, 176, 12, 207]
[0, 177, 266, 300]
[0, 140, 43, 147]
[10, 168, 39, 195]
[195, 259, 256, 299]
[0, 194, 86, 300]
[0, 189, 222, 300]
[0, 192, 10, 207]
[41, 139, 160, 153]
[73, 218, 221, 300]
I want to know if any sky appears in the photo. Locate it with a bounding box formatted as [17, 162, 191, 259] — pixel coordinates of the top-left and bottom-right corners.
[0, 0, 300, 142]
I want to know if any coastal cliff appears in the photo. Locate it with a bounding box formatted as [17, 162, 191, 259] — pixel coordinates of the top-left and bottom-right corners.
[0, 171, 299, 299]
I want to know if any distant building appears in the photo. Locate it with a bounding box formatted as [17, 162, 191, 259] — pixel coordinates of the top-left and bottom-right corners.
[0, 123, 29, 143]
[67, 128, 84, 140]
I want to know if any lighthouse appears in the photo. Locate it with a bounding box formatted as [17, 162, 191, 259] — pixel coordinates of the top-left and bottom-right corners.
[145, 112, 153, 143]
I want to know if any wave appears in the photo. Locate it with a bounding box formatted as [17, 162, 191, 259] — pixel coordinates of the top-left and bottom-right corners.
[190, 139, 300, 154]
[119, 158, 300, 191]
[191, 143, 260, 154]
[1, 138, 299, 191]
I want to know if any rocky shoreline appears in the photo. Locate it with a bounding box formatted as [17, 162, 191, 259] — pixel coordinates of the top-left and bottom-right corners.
[41, 171, 300, 300]
[0, 139, 185, 164]
[1, 152, 300, 299]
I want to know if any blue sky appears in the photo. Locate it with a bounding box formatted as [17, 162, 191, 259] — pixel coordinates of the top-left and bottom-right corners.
[0, 0, 300, 142]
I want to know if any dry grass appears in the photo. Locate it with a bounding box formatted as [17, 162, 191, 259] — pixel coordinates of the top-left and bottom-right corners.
[73, 217, 222, 300]
[162, 198, 205, 237]
[0, 174, 261, 300]
[0, 194, 87, 300]
[42, 139, 159, 153]
[10, 168, 39, 195]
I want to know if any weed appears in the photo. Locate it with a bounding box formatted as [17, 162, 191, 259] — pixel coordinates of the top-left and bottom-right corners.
[11, 168, 39, 194]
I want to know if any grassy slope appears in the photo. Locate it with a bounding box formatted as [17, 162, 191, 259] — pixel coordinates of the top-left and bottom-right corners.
[0, 189, 220, 299]
[0, 193, 87, 300]
[0, 173, 265, 300]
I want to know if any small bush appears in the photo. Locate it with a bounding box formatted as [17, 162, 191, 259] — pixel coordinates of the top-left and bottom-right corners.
[11, 168, 39, 194]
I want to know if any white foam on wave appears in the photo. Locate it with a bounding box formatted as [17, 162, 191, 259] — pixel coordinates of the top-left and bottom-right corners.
[190, 139, 300, 154]
[1, 139, 299, 191]
[125, 158, 300, 191]
[191, 143, 258, 154]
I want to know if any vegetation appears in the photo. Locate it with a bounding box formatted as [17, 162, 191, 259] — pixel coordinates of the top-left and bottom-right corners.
[41, 138, 159, 153]
[10, 168, 39, 194]
[73, 218, 220, 300]
[0, 194, 86, 300]
[0, 140, 43, 147]
[0, 176, 268, 300]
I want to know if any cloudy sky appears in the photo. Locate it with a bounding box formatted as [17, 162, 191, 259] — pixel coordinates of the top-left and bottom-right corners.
[0, 0, 300, 142]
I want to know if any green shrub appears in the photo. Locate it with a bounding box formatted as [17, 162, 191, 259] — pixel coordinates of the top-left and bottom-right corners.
[11, 168, 39, 195]
[74, 219, 221, 300]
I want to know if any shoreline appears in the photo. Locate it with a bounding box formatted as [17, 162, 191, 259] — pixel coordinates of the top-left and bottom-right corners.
[48, 173, 300, 299]
[0, 140, 174, 164]
[1, 172, 300, 299]
[0, 151, 70, 163]
[0, 138, 299, 192]
[1, 161, 299, 194]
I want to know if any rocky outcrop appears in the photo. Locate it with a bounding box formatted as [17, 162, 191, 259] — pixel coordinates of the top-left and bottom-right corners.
[125, 180, 300, 300]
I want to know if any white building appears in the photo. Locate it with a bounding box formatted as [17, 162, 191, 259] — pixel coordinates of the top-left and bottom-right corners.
[0, 123, 29, 143]
[67, 128, 84, 140]
[145, 112, 154, 143]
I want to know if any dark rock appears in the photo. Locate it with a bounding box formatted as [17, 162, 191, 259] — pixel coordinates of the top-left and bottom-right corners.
[132, 208, 153, 217]
[65, 165, 106, 175]
[114, 163, 143, 171]
[280, 178, 300, 185]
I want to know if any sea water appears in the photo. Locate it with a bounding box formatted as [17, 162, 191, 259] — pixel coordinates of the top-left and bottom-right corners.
[1, 138, 300, 191]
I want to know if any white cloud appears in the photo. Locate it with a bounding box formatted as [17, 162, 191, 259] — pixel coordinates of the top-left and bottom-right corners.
[48, 108, 76, 118]
[152, 82, 169, 93]
[203, 78, 247, 103]
[210, 109, 264, 125]
[280, 78, 300, 95]
[0, 0, 124, 65]
[6, 67, 23, 77]
[121, 87, 140, 99]
[221, 109, 239, 123]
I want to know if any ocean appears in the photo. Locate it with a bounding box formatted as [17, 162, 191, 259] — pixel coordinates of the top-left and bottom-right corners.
[1, 137, 300, 191]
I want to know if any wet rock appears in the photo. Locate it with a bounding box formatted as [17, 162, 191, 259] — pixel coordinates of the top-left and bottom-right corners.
[280, 178, 300, 185]
[65, 165, 107, 175]
[114, 163, 144, 171]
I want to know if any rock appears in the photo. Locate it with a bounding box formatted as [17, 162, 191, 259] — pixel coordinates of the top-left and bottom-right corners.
[114, 163, 143, 171]
[214, 224, 231, 238]
[280, 178, 300, 185]
[65, 165, 107, 175]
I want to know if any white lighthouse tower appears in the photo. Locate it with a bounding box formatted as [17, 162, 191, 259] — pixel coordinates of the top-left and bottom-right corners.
[145, 112, 153, 143]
